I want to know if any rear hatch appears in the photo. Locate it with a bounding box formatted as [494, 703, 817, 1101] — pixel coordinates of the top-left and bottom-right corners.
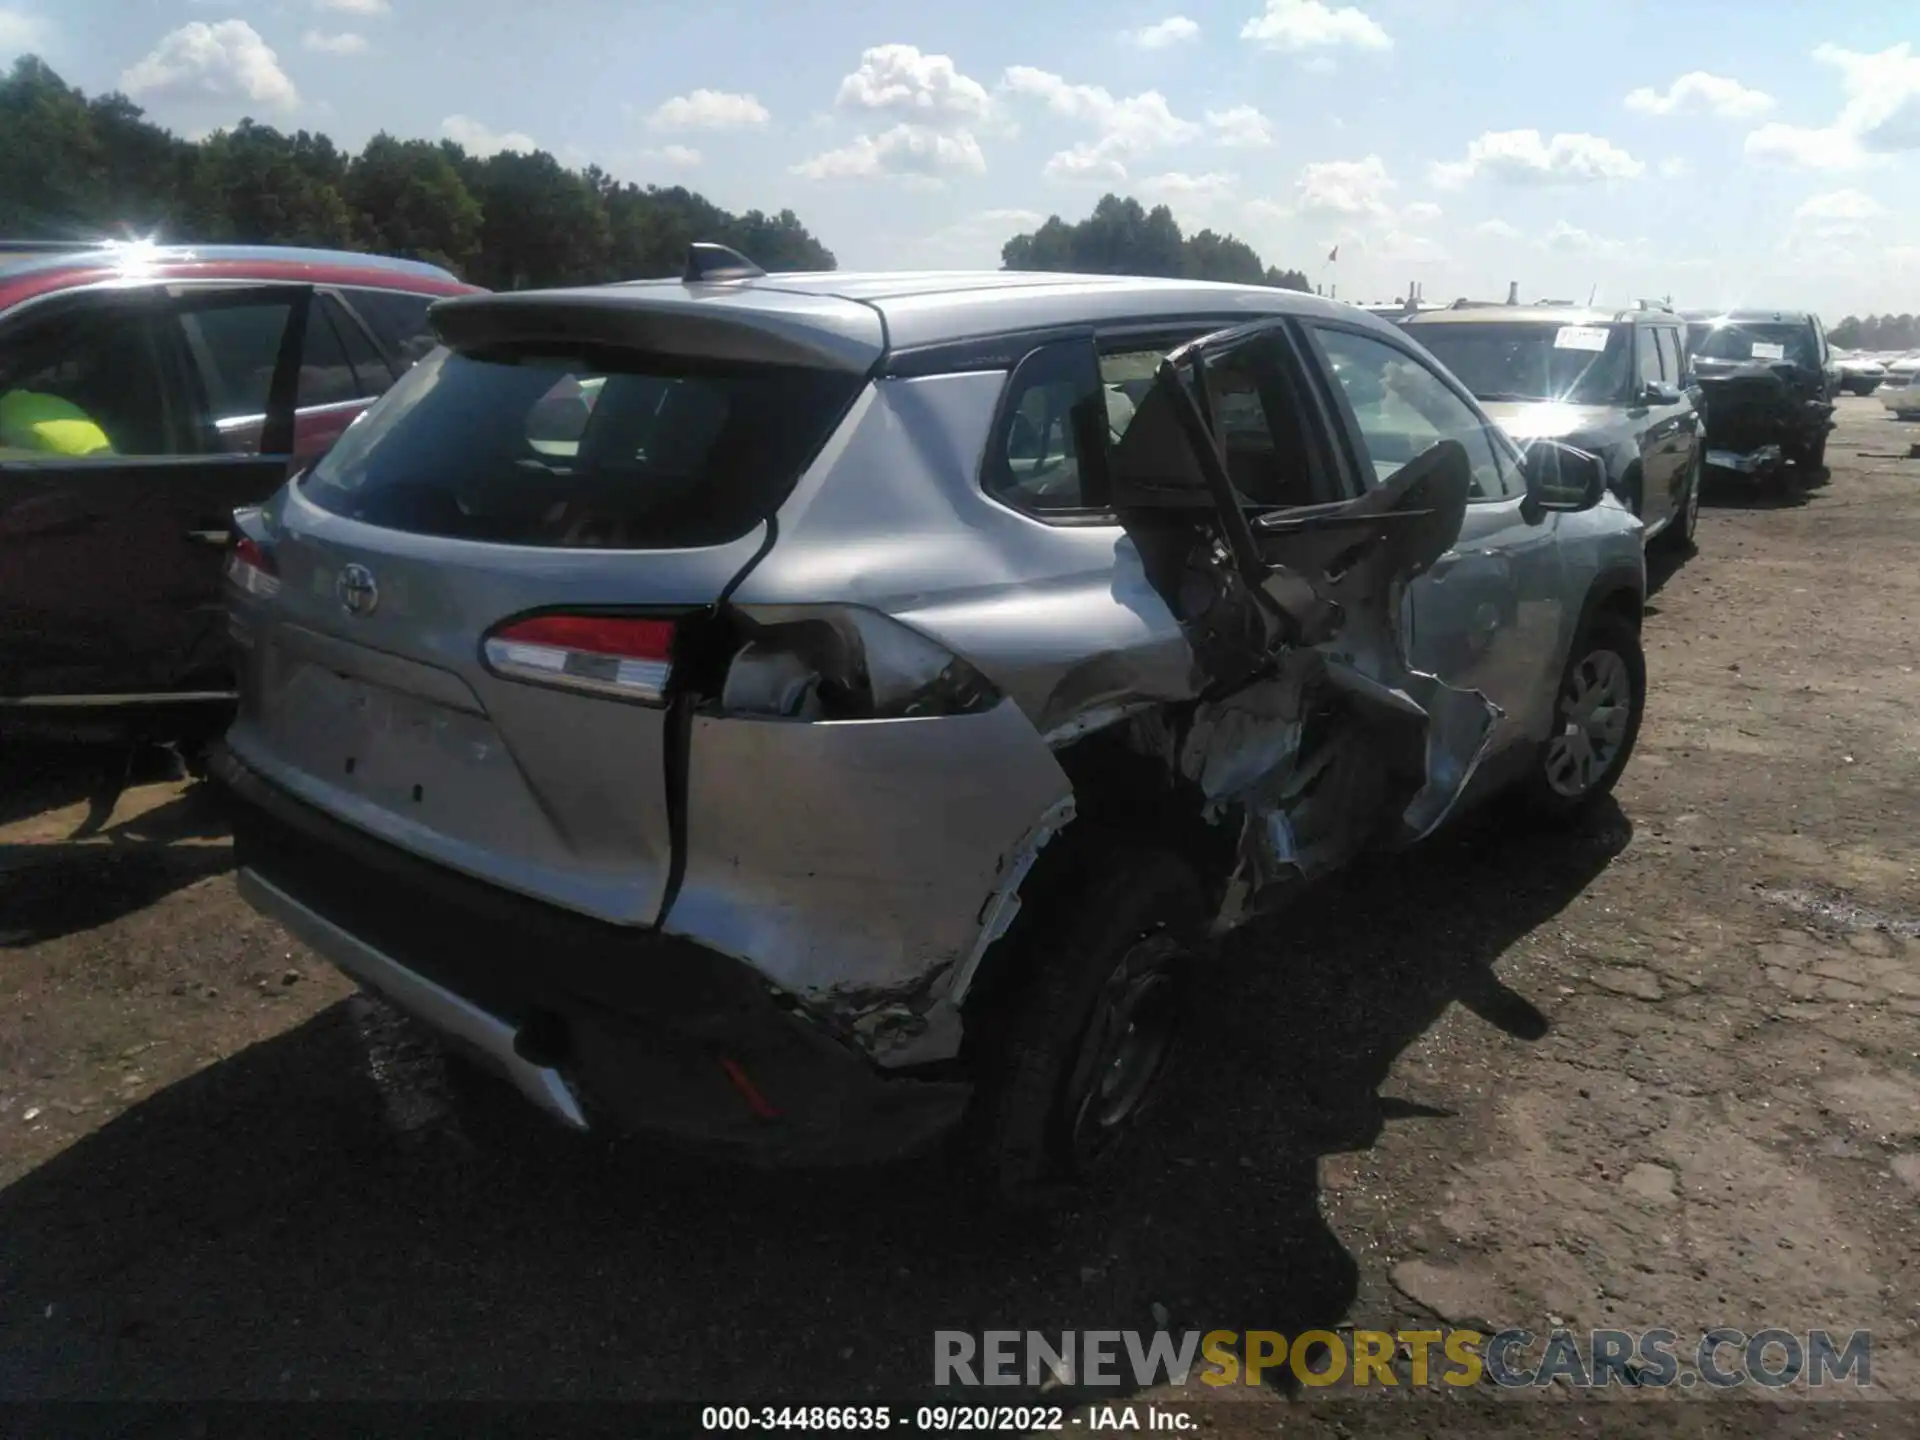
[225, 285, 881, 924]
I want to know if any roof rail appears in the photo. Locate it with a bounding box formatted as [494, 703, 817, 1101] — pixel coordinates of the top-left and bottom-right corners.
[0, 239, 102, 255]
[682, 242, 766, 284]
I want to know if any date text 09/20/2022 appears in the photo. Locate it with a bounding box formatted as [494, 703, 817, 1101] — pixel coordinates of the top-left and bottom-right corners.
[701, 1406, 1192, 1431]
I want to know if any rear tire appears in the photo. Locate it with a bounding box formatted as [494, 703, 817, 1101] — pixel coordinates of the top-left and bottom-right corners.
[964, 842, 1206, 1208]
[1517, 609, 1646, 825]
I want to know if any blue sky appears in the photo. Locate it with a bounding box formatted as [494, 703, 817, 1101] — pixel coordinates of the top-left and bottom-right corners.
[6, 0, 1918, 316]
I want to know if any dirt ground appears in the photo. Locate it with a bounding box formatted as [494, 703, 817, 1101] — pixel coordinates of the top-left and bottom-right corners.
[1, 399, 1916, 1423]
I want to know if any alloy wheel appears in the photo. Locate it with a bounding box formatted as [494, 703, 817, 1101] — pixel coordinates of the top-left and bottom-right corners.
[1063, 932, 1187, 1172]
[1544, 647, 1634, 799]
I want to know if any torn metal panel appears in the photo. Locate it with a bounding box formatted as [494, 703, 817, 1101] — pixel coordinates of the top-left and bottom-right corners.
[1108, 355, 1505, 927]
[949, 794, 1078, 1008]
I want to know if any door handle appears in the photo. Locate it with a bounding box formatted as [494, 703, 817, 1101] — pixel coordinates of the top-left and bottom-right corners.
[185, 529, 231, 547]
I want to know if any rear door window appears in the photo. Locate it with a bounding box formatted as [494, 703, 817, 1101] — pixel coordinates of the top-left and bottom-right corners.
[983, 339, 1105, 513]
[1636, 327, 1663, 387]
[0, 300, 191, 458]
[346, 289, 441, 370]
[320, 295, 395, 400]
[179, 293, 387, 420]
[1655, 328, 1681, 386]
[299, 348, 862, 548]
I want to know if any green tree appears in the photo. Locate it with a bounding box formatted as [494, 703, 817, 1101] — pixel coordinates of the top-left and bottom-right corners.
[344, 134, 482, 274]
[0, 57, 836, 289]
[1002, 194, 1307, 289]
[188, 121, 356, 248]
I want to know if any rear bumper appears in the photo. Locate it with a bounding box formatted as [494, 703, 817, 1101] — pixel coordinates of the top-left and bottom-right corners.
[1706, 445, 1782, 475]
[212, 745, 970, 1165]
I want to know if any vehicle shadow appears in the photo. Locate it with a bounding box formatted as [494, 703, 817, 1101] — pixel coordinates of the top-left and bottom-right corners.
[0, 800, 1627, 1400]
[0, 749, 234, 948]
[1698, 468, 1812, 510]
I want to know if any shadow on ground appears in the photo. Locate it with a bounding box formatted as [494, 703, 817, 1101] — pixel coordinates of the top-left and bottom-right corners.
[0, 800, 1628, 1400]
[1699, 465, 1821, 510]
[0, 747, 234, 948]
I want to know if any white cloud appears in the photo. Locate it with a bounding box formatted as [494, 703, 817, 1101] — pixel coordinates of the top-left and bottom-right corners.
[1401, 200, 1443, 224]
[1430, 129, 1644, 187]
[1473, 219, 1523, 240]
[835, 44, 991, 128]
[1123, 15, 1199, 49]
[440, 114, 538, 157]
[0, 7, 47, 57]
[1295, 154, 1395, 217]
[1746, 42, 1920, 169]
[1794, 188, 1885, 220]
[1624, 71, 1774, 119]
[1207, 104, 1274, 148]
[1814, 41, 1920, 153]
[1241, 0, 1390, 53]
[644, 144, 702, 168]
[1042, 144, 1130, 183]
[1541, 220, 1638, 258]
[1744, 122, 1865, 170]
[1744, 43, 1920, 170]
[648, 89, 770, 131]
[121, 21, 299, 113]
[302, 29, 367, 55]
[1374, 229, 1450, 263]
[1137, 171, 1239, 203]
[1658, 155, 1691, 179]
[1301, 55, 1338, 75]
[315, 0, 389, 13]
[1002, 66, 1200, 181]
[790, 123, 986, 183]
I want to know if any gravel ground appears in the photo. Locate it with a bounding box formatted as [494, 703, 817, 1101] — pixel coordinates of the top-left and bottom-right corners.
[1, 399, 1915, 1425]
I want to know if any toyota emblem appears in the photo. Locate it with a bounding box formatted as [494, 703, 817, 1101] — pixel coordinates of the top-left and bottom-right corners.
[336, 563, 379, 617]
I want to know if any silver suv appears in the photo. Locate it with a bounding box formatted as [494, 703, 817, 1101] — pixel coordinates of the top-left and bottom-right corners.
[215, 248, 1647, 1199]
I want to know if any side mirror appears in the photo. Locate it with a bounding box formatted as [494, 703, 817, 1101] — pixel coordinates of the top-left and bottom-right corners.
[1640, 382, 1682, 406]
[1521, 440, 1606, 518]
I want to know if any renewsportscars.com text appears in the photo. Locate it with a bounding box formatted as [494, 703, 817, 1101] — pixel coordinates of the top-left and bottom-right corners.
[934, 1327, 1872, 1390]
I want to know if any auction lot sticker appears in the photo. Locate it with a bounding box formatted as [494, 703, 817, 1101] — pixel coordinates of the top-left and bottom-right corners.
[1554, 326, 1611, 352]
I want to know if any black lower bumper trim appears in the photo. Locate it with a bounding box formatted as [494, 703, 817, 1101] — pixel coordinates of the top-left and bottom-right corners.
[212, 746, 969, 1165]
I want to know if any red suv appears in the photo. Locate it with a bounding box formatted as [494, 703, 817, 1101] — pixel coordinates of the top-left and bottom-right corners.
[0, 241, 480, 744]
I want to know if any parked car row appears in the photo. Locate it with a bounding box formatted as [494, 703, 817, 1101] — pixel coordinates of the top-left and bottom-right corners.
[1876, 355, 1920, 418]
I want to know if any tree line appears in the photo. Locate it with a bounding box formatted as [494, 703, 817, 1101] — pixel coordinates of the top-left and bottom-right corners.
[0, 56, 834, 287]
[3, 58, 1312, 296]
[1828, 315, 1920, 353]
[1003, 195, 1311, 290]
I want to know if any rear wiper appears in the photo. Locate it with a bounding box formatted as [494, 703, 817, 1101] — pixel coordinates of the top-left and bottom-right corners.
[1475, 391, 1545, 403]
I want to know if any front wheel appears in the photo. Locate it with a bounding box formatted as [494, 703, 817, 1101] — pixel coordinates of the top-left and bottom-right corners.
[1518, 610, 1646, 823]
[964, 843, 1206, 1206]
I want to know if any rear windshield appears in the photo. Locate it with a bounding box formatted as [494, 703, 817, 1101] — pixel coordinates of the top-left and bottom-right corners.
[1408, 321, 1631, 405]
[298, 347, 862, 548]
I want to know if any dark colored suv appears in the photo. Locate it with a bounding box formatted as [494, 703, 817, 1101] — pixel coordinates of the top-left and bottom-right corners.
[1683, 308, 1839, 482]
[0, 241, 479, 744]
[1404, 303, 1704, 554]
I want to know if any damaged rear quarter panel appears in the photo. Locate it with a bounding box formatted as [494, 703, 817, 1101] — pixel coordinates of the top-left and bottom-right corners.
[666, 699, 1074, 1066]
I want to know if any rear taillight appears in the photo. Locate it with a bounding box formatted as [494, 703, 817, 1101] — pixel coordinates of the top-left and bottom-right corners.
[225, 536, 280, 599]
[482, 614, 676, 705]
